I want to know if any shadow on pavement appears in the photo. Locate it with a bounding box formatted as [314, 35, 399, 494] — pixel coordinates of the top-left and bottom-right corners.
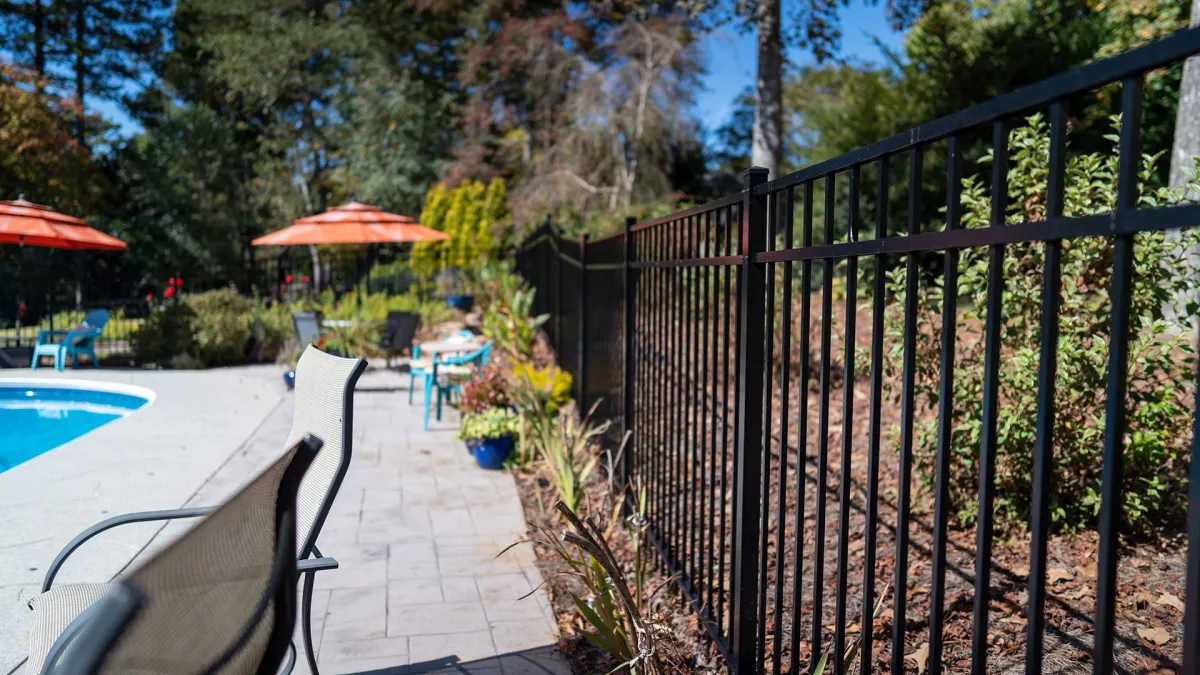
[348, 646, 568, 675]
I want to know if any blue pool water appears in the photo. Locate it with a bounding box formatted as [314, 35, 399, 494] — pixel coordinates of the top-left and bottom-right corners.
[0, 384, 150, 474]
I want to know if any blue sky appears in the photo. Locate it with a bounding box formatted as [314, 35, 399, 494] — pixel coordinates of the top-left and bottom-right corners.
[33, 1, 908, 144]
[695, 0, 905, 137]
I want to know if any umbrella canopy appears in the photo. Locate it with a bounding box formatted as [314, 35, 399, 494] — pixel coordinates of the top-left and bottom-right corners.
[0, 199, 126, 250]
[252, 202, 449, 246]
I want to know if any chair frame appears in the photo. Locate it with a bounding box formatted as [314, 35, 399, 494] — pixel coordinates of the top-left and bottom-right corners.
[38, 356, 366, 675]
[411, 341, 492, 430]
[31, 310, 109, 371]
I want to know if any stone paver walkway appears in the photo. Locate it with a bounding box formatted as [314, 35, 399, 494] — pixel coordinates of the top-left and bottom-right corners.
[142, 367, 567, 675]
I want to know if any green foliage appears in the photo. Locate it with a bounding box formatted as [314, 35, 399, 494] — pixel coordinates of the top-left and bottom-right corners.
[457, 407, 519, 442]
[513, 381, 606, 512]
[319, 322, 376, 360]
[133, 302, 198, 368]
[525, 497, 669, 674]
[134, 289, 293, 368]
[511, 362, 573, 417]
[186, 288, 255, 366]
[459, 367, 510, 415]
[411, 178, 509, 277]
[478, 261, 549, 358]
[883, 115, 1200, 533]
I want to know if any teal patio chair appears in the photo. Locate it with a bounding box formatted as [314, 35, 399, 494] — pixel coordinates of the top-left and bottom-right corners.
[30, 309, 109, 371]
[421, 340, 492, 430]
[407, 329, 474, 406]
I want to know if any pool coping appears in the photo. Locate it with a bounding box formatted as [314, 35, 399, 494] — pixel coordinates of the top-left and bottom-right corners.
[0, 378, 159, 407]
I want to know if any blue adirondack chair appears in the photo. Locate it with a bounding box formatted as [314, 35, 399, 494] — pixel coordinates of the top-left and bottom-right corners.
[30, 309, 109, 371]
[419, 340, 492, 430]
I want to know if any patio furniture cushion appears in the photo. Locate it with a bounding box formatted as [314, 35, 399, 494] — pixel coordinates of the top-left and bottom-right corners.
[25, 583, 110, 674]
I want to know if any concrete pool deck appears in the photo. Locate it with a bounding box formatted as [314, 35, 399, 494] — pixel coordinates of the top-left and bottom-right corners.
[0, 365, 565, 675]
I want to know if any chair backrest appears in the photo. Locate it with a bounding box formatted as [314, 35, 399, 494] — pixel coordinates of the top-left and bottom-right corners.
[81, 310, 109, 331]
[41, 436, 322, 675]
[292, 312, 322, 346]
[380, 312, 419, 352]
[284, 345, 367, 557]
[438, 341, 493, 367]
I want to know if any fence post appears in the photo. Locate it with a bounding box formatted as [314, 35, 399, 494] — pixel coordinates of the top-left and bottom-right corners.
[622, 216, 637, 493]
[577, 233, 589, 413]
[554, 227, 562, 352]
[731, 166, 769, 674]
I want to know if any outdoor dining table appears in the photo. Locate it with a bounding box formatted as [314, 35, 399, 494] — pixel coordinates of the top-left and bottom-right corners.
[417, 336, 484, 358]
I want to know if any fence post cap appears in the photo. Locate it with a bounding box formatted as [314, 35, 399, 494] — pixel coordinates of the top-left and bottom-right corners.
[742, 166, 769, 180]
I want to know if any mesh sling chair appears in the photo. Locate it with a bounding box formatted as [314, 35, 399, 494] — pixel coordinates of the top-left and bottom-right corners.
[31, 346, 368, 675]
[30, 434, 323, 675]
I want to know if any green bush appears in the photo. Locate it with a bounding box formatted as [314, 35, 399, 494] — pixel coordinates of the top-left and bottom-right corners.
[457, 407, 519, 442]
[884, 114, 1200, 533]
[133, 301, 198, 367]
[186, 288, 255, 366]
[134, 288, 293, 368]
[478, 261, 548, 358]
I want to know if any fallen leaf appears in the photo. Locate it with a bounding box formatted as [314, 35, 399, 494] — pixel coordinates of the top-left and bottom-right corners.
[1156, 593, 1185, 613]
[1077, 561, 1098, 579]
[1137, 626, 1172, 646]
[420, 448, 431, 455]
[1049, 568, 1074, 584]
[1000, 615, 1028, 626]
[906, 642, 930, 675]
[846, 623, 860, 633]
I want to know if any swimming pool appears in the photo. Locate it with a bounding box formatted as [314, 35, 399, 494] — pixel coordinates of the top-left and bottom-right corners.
[0, 380, 153, 474]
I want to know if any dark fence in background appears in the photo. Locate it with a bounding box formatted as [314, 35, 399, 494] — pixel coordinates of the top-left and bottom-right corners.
[0, 245, 414, 357]
[515, 29, 1200, 675]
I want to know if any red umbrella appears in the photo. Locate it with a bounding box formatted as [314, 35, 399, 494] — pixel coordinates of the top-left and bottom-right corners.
[0, 198, 126, 250]
[252, 202, 449, 246]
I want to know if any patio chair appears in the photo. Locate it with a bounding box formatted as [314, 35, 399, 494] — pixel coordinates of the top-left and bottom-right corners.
[292, 311, 324, 346]
[27, 433, 323, 675]
[378, 311, 419, 368]
[421, 341, 492, 430]
[31, 346, 367, 675]
[30, 309, 109, 371]
[407, 328, 475, 406]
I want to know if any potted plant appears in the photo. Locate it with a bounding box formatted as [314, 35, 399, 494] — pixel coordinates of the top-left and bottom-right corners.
[458, 407, 519, 469]
[437, 268, 474, 312]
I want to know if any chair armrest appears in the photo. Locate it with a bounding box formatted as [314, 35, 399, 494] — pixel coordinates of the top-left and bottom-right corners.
[298, 557, 339, 574]
[36, 330, 69, 344]
[42, 506, 215, 592]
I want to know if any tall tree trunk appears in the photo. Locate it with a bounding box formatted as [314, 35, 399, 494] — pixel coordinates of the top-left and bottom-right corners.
[73, 0, 86, 145]
[1169, 0, 1200, 333]
[1171, 0, 1200, 192]
[751, 0, 782, 178]
[33, 0, 44, 91]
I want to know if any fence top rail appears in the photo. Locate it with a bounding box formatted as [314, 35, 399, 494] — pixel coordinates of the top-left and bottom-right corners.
[754, 26, 1200, 196]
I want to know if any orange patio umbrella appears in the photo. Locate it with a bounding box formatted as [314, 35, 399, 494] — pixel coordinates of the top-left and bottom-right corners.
[251, 201, 449, 246]
[0, 198, 126, 250]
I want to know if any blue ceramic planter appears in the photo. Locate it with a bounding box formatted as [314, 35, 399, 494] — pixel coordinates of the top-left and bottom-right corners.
[446, 294, 475, 312]
[283, 370, 296, 390]
[470, 433, 514, 470]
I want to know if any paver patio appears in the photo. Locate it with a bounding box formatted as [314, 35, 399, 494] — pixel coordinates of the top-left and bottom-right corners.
[1, 365, 567, 675]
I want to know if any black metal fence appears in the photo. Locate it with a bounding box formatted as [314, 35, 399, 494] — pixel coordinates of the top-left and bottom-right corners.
[0, 246, 413, 357]
[515, 29, 1200, 675]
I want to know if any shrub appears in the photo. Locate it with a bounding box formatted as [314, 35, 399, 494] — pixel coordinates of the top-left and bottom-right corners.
[134, 289, 292, 368]
[133, 301, 197, 367]
[457, 407, 519, 442]
[511, 362, 572, 416]
[186, 288, 255, 367]
[459, 366, 509, 415]
[478, 261, 548, 358]
[883, 114, 1200, 533]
